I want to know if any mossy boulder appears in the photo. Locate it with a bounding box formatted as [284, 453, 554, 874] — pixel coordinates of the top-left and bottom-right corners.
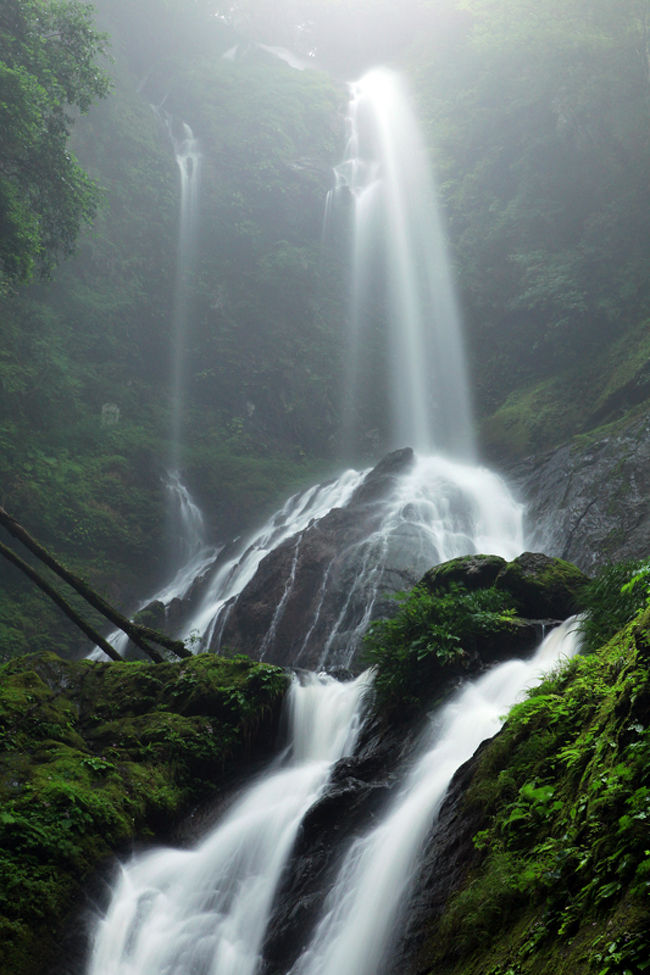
[493, 552, 589, 619]
[424, 553, 589, 621]
[422, 555, 507, 594]
[0, 651, 289, 975]
[366, 553, 590, 713]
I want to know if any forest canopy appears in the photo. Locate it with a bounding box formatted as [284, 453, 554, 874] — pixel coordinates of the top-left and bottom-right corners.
[0, 0, 110, 292]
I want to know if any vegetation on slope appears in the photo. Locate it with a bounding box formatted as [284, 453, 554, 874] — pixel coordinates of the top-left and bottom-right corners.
[364, 552, 588, 712]
[0, 650, 289, 975]
[412, 559, 650, 975]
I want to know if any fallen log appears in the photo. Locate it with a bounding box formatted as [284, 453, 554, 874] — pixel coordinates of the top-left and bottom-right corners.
[0, 505, 190, 661]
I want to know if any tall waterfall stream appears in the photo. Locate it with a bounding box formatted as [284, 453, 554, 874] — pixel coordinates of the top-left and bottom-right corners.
[83, 67, 571, 973]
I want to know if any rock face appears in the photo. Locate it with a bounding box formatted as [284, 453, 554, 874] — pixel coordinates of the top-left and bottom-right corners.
[510, 410, 650, 572]
[219, 448, 424, 670]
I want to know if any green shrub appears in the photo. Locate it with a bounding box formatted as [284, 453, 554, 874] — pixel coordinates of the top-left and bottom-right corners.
[580, 560, 650, 652]
[363, 583, 516, 709]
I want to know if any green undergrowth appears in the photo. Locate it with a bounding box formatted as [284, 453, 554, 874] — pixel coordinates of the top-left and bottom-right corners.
[0, 650, 289, 975]
[364, 553, 588, 713]
[419, 567, 650, 975]
[364, 583, 517, 711]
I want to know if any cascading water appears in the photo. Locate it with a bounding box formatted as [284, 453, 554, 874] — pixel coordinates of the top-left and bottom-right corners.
[289, 618, 583, 975]
[167, 115, 202, 477]
[329, 68, 474, 458]
[181, 468, 367, 648]
[181, 451, 523, 669]
[86, 672, 372, 975]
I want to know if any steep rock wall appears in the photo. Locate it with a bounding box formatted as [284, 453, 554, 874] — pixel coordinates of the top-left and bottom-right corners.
[509, 409, 650, 571]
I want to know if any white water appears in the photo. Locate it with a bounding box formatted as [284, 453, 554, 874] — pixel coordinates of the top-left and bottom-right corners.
[290, 618, 583, 975]
[180, 452, 523, 666]
[330, 68, 473, 458]
[182, 468, 366, 647]
[88, 474, 218, 661]
[86, 671, 372, 975]
[313, 452, 524, 669]
[168, 117, 202, 474]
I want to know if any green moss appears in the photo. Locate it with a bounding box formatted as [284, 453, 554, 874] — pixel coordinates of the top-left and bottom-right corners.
[0, 651, 289, 975]
[480, 320, 650, 462]
[417, 601, 650, 975]
[494, 554, 589, 619]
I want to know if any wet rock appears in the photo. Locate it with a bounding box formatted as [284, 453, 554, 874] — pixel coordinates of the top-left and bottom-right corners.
[218, 449, 422, 671]
[509, 410, 650, 572]
[261, 716, 416, 975]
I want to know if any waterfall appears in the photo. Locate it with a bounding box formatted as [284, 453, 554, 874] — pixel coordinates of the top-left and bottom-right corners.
[331, 68, 474, 458]
[81, 63, 545, 975]
[156, 70, 523, 665]
[86, 672, 372, 975]
[179, 452, 523, 667]
[181, 468, 367, 648]
[289, 618, 583, 975]
[168, 116, 202, 476]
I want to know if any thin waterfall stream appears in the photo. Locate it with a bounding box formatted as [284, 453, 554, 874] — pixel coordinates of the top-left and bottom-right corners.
[88, 114, 212, 661]
[166, 113, 202, 479]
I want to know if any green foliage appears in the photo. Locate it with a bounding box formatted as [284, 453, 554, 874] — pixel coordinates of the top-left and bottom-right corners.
[0, 650, 289, 975]
[420, 596, 650, 975]
[0, 14, 347, 653]
[364, 583, 516, 709]
[580, 559, 650, 652]
[0, 0, 111, 290]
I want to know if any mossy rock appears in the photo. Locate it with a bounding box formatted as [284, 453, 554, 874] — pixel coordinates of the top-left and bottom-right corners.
[0, 651, 289, 975]
[367, 553, 591, 716]
[422, 555, 507, 594]
[422, 553, 588, 621]
[494, 552, 590, 619]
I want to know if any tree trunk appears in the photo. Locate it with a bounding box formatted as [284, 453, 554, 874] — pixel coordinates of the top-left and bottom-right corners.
[0, 539, 125, 663]
[0, 506, 191, 661]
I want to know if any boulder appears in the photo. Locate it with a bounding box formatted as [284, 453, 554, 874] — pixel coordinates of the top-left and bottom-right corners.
[494, 551, 589, 619]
